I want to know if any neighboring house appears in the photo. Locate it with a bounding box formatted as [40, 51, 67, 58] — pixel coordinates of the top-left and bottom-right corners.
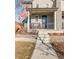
[22, 0, 64, 32]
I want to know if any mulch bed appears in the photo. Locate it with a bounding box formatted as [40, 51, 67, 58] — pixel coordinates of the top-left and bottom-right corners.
[48, 33, 64, 39]
[51, 42, 64, 59]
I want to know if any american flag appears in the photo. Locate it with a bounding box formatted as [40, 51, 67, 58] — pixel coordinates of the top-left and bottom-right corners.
[19, 10, 27, 20]
[19, 6, 29, 20]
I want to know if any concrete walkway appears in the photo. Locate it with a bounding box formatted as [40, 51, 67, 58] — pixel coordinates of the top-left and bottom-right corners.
[31, 31, 58, 59]
[31, 39, 58, 59]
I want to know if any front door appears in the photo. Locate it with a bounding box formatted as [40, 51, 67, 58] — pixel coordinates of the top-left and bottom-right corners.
[42, 15, 47, 29]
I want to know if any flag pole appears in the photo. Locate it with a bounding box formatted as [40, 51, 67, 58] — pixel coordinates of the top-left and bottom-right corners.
[27, 11, 30, 32]
[26, 6, 30, 32]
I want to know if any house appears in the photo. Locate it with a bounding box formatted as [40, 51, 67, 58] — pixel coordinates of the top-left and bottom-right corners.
[22, 0, 64, 33]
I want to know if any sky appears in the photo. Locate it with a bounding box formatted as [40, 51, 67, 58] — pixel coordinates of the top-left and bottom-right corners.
[15, 0, 32, 23]
[15, 0, 25, 23]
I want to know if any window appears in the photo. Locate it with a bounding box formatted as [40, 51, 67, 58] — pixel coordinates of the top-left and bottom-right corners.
[62, 11, 64, 19]
[35, 16, 39, 22]
[36, 4, 39, 8]
[46, 4, 49, 8]
[62, 22, 64, 29]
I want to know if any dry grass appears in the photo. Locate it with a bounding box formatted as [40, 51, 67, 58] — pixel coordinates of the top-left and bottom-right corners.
[15, 41, 35, 59]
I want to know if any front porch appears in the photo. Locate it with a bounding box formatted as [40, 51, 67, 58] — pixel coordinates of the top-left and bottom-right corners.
[30, 13, 54, 29]
[29, 8, 57, 30]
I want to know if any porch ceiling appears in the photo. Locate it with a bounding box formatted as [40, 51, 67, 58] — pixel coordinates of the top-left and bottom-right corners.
[29, 7, 58, 14]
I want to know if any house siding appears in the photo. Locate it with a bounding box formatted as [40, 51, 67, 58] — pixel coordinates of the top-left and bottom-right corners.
[32, 0, 53, 8]
[22, 0, 64, 31]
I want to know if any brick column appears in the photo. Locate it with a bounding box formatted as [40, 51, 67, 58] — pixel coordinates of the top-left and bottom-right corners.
[54, 11, 56, 30]
[56, 0, 62, 30]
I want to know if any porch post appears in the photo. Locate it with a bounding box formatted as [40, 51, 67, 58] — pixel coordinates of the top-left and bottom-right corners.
[54, 11, 56, 30]
[27, 11, 30, 32]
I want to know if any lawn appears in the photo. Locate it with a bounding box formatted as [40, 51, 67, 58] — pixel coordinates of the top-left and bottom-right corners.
[15, 41, 35, 59]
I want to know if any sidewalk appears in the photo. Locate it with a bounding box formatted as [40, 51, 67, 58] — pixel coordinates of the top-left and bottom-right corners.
[15, 34, 37, 42]
[31, 39, 58, 59]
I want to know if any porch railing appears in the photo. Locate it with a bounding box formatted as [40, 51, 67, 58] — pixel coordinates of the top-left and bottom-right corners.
[30, 23, 54, 29]
[47, 23, 54, 29]
[30, 23, 41, 29]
